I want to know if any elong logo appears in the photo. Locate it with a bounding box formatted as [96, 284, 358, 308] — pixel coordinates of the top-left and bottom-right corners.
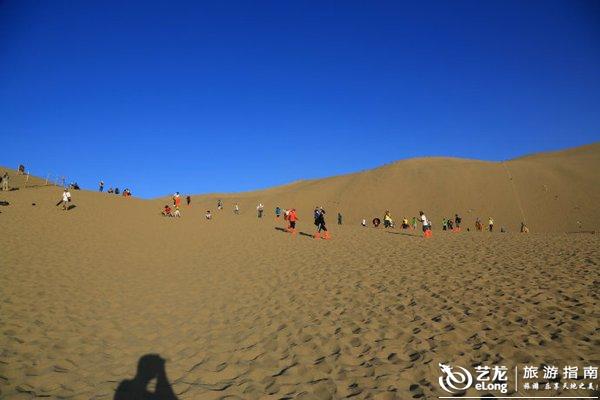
[438, 363, 473, 393]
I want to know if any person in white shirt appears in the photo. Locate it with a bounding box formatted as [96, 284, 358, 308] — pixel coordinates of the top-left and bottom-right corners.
[257, 203, 264, 218]
[62, 189, 71, 210]
[234, 203, 240, 215]
[419, 211, 430, 232]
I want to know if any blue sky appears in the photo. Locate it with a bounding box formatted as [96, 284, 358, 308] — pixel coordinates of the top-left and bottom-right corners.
[1, 0, 598, 197]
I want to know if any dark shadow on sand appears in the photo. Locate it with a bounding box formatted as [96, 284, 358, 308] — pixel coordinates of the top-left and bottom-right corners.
[114, 354, 178, 400]
[274, 227, 314, 238]
[67, 204, 77, 211]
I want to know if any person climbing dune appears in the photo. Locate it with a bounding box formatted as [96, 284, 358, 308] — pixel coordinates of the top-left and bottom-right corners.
[420, 211, 432, 237]
[314, 207, 330, 239]
[287, 208, 298, 233]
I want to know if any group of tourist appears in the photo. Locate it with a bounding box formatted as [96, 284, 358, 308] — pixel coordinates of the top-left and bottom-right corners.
[361, 210, 532, 236]
[442, 214, 462, 231]
[371, 212, 418, 230]
[46, 187, 527, 235]
[0, 167, 533, 235]
[161, 192, 196, 217]
[161, 204, 180, 217]
[151, 195, 528, 235]
[367, 210, 433, 236]
[99, 181, 132, 197]
[160, 195, 229, 219]
[272, 205, 331, 239]
[475, 217, 496, 232]
[2, 169, 529, 234]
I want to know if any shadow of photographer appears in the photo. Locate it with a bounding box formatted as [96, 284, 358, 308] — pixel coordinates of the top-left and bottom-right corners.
[114, 354, 178, 400]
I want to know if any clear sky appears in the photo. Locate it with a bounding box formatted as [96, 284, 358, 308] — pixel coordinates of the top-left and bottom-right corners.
[1, 0, 599, 197]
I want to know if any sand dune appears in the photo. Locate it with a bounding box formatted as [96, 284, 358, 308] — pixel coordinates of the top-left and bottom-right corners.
[0, 144, 598, 399]
[152, 142, 600, 233]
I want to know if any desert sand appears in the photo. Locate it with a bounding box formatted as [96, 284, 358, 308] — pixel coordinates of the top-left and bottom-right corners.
[1, 144, 599, 399]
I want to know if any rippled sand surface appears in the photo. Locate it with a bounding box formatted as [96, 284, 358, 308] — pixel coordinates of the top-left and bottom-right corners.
[1, 184, 598, 399]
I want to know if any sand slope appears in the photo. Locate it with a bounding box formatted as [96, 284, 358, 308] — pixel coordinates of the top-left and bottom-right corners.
[0, 144, 599, 399]
[153, 142, 600, 233]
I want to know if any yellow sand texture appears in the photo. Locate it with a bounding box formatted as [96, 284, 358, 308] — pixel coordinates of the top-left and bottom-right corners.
[0, 144, 598, 399]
